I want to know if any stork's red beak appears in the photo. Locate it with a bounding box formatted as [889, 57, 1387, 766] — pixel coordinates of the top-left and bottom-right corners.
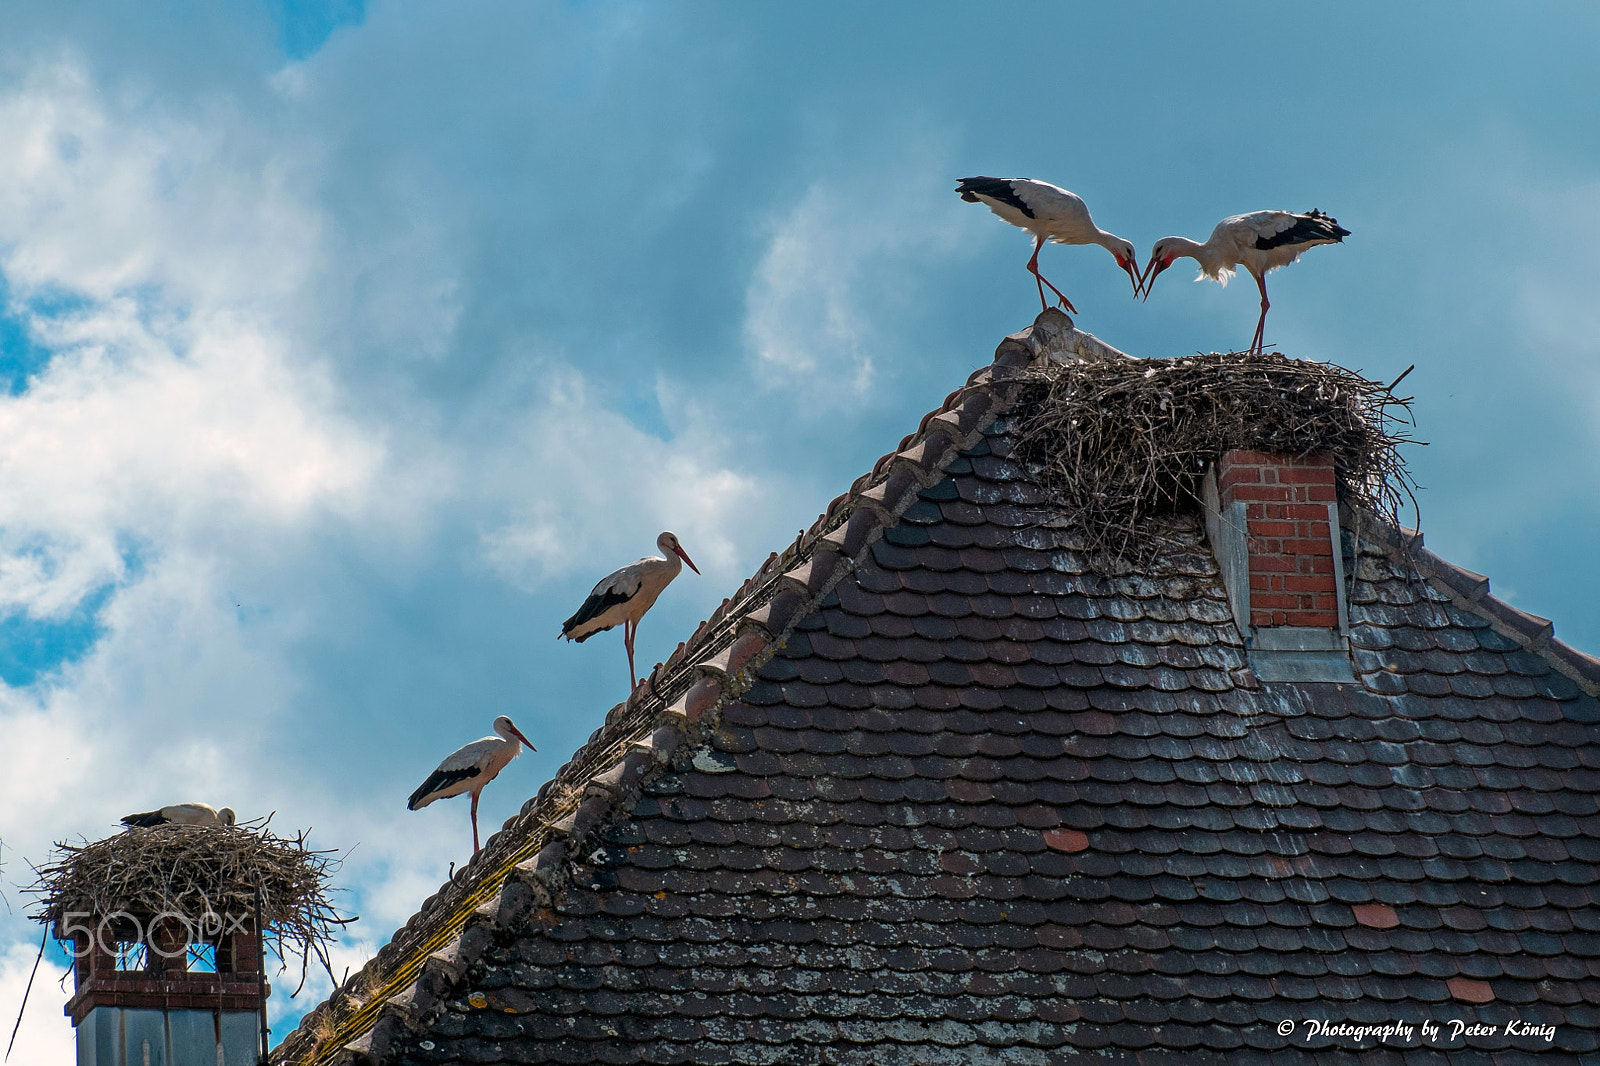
[509, 724, 537, 752]
[1140, 256, 1170, 302]
[674, 545, 701, 575]
[1120, 259, 1142, 299]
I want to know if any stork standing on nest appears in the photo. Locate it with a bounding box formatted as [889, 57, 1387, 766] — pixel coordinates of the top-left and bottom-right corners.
[1140, 209, 1350, 354]
[408, 715, 537, 855]
[121, 803, 236, 828]
[956, 176, 1141, 312]
[561, 531, 700, 691]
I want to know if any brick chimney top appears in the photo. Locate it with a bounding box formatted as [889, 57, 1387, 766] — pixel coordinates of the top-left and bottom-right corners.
[1217, 449, 1340, 629]
[1204, 449, 1353, 681]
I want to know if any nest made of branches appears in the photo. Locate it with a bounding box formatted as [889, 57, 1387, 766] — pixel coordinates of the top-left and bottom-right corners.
[28, 822, 354, 992]
[1009, 350, 1420, 565]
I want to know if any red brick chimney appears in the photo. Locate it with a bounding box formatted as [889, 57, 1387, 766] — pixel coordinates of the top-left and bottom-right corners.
[1203, 449, 1351, 681]
[1216, 449, 1339, 629]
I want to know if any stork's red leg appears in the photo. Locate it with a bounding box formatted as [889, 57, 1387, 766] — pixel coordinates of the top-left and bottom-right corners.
[1251, 273, 1270, 354]
[625, 618, 638, 690]
[1027, 237, 1048, 311]
[1038, 272, 1078, 315]
[470, 791, 481, 855]
[1025, 237, 1079, 314]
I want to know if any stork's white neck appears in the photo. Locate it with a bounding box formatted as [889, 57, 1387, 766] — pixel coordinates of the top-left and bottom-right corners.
[1190, 235, 1235, 273]
[1167, 235, 1231, 279]
[655, 536, 684, 574]
[1089, 230, 1123, 254]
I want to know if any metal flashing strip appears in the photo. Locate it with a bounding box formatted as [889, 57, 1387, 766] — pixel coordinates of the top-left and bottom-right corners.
[1202, 469, 1250, 635]
[1249, 648, 1358, 683]
[1327, 499, 1350, 637]
[1251, 626, 1345, 652]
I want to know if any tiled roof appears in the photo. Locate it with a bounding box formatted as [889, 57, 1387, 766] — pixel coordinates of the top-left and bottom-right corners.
[275, 310, 1600, 1066]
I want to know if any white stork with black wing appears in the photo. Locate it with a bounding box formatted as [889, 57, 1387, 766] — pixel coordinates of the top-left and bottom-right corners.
[1140, 209, 1350, 354]
[561, 531, 699, 691]
[121, 802, 236, 828]
[956, 176, 1141, 312]
[408, 715, 536, 855]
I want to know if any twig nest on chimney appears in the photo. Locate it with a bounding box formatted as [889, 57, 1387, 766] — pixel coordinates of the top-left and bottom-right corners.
[1011, 350, 1419, 565]
[28, 820, 354, 992]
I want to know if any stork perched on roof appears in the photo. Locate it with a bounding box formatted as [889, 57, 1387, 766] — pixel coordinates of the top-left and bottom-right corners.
[561, 531, 700, 691]
[956, 176, 1141, 312]
[1141, 209, 1350, 355]
[121, 803, 236, 828]
[408, 715, 536, 855]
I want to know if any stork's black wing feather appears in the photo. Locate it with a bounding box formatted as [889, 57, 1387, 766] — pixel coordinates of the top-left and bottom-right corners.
[1255, 209, 1350, 250]
[409, 767, 478, 809]
[560, 588, 633, 641]
[955, 176, 1036, 218]
[121, 810, 167, 827]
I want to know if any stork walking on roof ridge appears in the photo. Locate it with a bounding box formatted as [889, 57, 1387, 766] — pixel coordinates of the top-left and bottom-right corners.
[956, 176, 1141, 312]
[408, 715, 536, 855]
[561, 531, 700, 691]
[121, 802, 236, 828]
[1140, 209, 1350, 355]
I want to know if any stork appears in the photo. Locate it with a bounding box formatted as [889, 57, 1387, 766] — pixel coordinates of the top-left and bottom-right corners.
[1141, 209, 1350, 354]
[561, 531, 700, 691]
[408, 715, 536, 855]
[121, 803, 236, 828]
[956, 176, 1141, 312]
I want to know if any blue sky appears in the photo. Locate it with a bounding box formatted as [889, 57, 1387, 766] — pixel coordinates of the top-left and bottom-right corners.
[1, 2, 1596, 1054]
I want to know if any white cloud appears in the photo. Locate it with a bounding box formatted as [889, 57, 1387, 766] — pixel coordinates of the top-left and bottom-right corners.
[746, 183, 879, 392]
[0, 937, 75, 1066]
[743, 166, 963, 404]
[0, 308, 381, 618]
[0, 55, 387, 624]
[475, 363, 766, 585]
[0, 550, 303, 867]
[0, 59, 319, 309]
[24, 311, 370, 524]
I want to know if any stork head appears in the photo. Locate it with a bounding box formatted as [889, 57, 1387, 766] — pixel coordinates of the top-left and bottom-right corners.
[493, 715, 537, 752]
[1140, 237, 1187, 301]
[217, 807, 236, 826]
[1107, 237, 1141, 297]
[657, 531, 701, 575]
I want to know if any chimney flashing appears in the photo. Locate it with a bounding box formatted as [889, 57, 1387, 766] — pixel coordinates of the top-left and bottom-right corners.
[1250, 627, 1345, 652]
[1202, 469, 1250, 632]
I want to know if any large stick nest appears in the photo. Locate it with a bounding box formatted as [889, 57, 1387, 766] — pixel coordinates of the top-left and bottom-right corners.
[28, 822, 354, 992]
[1009, 351, 1420, 564]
